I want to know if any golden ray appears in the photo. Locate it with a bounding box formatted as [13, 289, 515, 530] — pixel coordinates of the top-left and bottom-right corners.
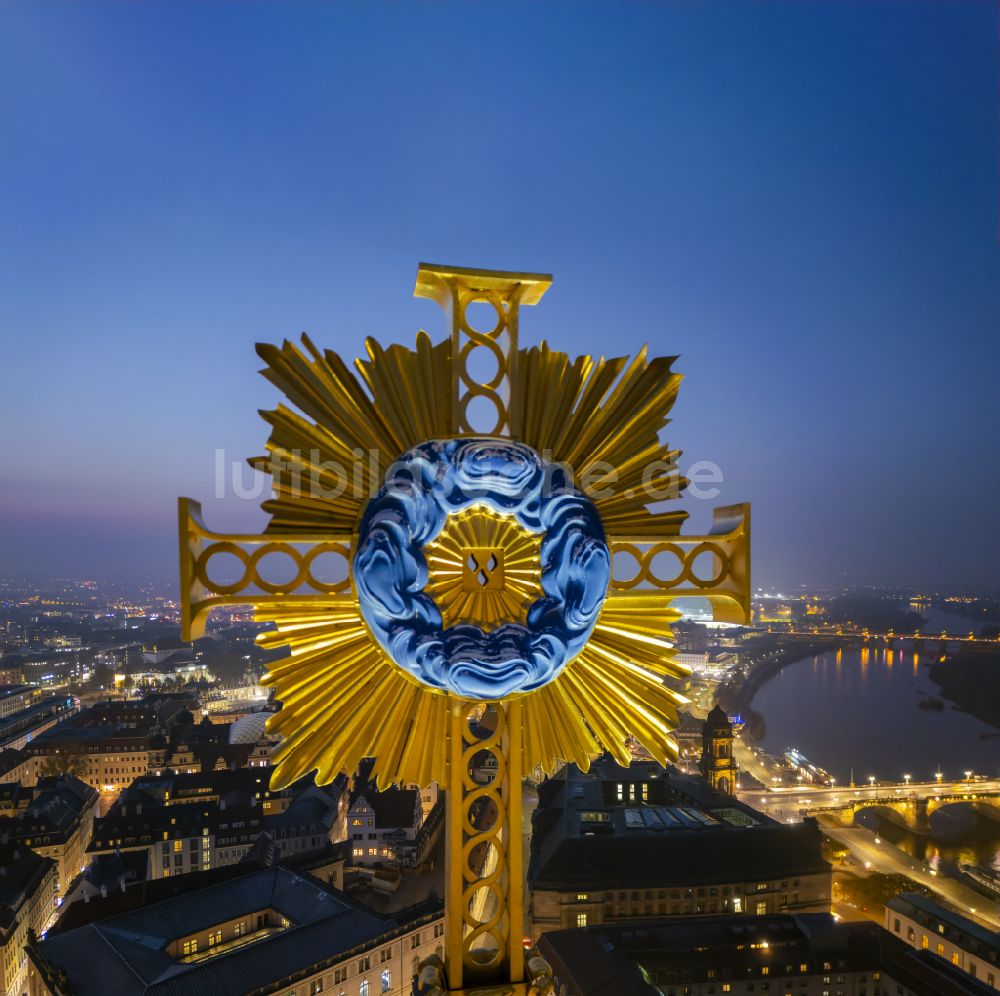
[256, 588, 689, 791]
[512, 343, 689, 536]
[424, 506, 542, 629]
[250, 332, 450, 534]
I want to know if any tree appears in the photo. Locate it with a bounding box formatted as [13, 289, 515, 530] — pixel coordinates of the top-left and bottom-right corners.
[38, 751, 88, 779]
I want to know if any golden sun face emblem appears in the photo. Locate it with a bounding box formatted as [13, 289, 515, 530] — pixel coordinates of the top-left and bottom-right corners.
[175, 265, 749, 791]
[423, 507, 542, 630]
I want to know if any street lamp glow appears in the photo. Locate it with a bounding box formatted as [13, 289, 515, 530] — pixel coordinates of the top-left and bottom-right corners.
[868, 776, 876, 787]
[903, 774, 911, 784]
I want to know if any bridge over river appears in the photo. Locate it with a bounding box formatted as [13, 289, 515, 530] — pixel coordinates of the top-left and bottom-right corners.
[740, 778, 1000, 831]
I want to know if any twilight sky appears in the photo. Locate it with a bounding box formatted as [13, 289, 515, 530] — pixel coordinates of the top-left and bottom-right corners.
[1, 0, 998, 591]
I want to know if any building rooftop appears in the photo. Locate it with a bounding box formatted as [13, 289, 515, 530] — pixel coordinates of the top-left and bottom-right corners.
[0, 842, 55, 941]
[529, 758, 827, 891]
[0, 774, 97, 843]
[538, 914, 906, 996]
[32, 866, 440, 996]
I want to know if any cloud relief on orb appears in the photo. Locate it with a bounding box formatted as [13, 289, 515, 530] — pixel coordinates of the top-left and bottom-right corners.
[353, 438, 610, 699]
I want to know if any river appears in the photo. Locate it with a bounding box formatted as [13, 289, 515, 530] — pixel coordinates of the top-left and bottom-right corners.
[750, 643, 1000, 874]
[752, 645, 1000, 786]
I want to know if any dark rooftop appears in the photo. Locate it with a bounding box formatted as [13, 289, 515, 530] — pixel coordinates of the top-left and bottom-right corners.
[33, 866, 441, 996]
[529, 758, 827, 890]
[538, 914, 906, 996]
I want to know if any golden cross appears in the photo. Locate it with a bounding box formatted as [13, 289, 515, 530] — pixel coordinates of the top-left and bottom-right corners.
[177, 264, 750, 994]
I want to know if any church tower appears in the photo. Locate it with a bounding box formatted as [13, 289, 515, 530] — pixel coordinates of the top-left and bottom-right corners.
[701, 705, 738, 794]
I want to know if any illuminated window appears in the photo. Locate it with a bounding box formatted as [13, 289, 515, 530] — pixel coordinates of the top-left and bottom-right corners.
[208, 930, 222, 946]
[359, 981, 369, 996]
[183, 939, 198, 955]
[577, 893, 589, 901]
[380, 969, 390, 993]
[952, 952, 960, 966]
[731, 897, 742, 912]
[921, 935, 928, 949]
[576, 913, 588, 927]
[936, 943, 945, 956]
[755, 901, 766, 915]
[173, 839, 182, 852]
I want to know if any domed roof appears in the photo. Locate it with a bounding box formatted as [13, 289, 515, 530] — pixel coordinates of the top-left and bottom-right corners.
[704, 705, 732, 731]
[229, 712, 270, 745]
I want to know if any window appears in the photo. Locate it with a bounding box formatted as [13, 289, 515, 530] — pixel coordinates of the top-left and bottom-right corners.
[951, 953, 960, 966]
[410, 933, 421, 949]
[380, 947, 392, 963]
[380, 969, 391, 993]
[334, 969, 347, 984]
[576, 913, 588, 927]
[433, 923, 444, 938]
[732, 897, 742, 913]
[173, 839, 182, 852]
[936, 943, 944, 956]
[577, 893, 589, 901]
[920, 935, 928, 949]
[208, 930, 222, 946]
[309, 981, 323, 995]
[755, 901, 767, 916]
[359, 956, 371, 972]
[359, 981, 369, 996]
[183, 939, 198, 955]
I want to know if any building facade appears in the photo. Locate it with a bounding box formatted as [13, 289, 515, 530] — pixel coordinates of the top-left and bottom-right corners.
[0, 775, 98, 901]
[0, 844, 57, 996]
[886, 892, 1000, 990]
[700, 705, 738, 795]
[528, 758, 830, 940]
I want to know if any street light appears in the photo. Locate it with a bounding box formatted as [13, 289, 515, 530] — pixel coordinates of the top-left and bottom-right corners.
[868, 776, 876, 788]
[903, 774, 911, 785]
[935, 771, 943, 784]
[965, 770, 973, 784]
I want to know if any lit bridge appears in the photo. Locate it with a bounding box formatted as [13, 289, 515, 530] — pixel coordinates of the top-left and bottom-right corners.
[770, 627, 999, 648]
[740, 779, 1000, 832]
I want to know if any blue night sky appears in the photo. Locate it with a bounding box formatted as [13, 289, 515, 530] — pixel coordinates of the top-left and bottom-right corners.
[1, 1, 998, 590]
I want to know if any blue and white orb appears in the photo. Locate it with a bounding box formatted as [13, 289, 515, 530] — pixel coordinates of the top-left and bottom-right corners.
[353, 438, 610, 700]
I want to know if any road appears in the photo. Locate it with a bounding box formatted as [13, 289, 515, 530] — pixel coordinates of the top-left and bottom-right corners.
[819, 819, 1000, 930]
[740, 778, 1000, 823]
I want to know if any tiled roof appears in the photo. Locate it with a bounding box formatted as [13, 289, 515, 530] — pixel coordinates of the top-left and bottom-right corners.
[36, 866, 435, 996]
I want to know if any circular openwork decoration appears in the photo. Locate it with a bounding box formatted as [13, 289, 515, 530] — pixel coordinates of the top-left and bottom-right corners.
[353, 437, 610, 700]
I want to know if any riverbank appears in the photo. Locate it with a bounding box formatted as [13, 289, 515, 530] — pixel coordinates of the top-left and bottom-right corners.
[929, 649, 1000, 732]
[715, 636, 841, 742]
